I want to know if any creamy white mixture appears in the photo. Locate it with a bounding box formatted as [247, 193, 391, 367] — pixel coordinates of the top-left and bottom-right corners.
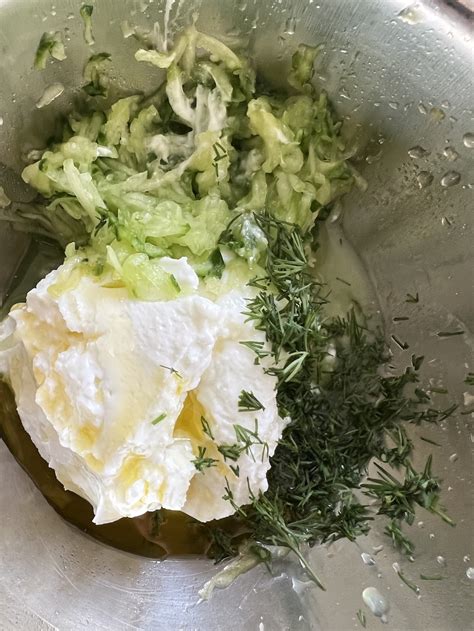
[0, 257, 286, 524]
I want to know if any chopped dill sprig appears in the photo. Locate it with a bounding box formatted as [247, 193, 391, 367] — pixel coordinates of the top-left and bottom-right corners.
[207, 215, 455, 584]
[356, 609, 367, 628]
[238, 390, 265, 412]
[151, 413, 166, 425]
[193, 446, 218, 472]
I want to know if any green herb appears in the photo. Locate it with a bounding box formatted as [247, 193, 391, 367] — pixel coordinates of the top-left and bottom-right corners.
[209, 216, 455, 583]
[238, 390, 265, 412]
[464, 372, 474, 386]
[420, 574, 445, 580]
[356, 609, 367, 628]
[151, 413, 167, 425]
[335, 276, 351, 286]
[80, 5, 95, 46]
[193, 446, 218, 472]
[391, 334, 409, 350]
[160, 365, 182, 379]
[393, 316, 410, 322]
[437, 330, 464, 338]
[201, 416, 214, 440]
[420, 436, 441, 447]
[405, 292, 419, 303]
[396, 569, 420, 593]
[218, 443, 243, 462]
[218, 421, 269, 462]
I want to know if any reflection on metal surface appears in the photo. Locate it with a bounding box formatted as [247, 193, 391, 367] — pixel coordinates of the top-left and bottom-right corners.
[0, 0, 473, 629]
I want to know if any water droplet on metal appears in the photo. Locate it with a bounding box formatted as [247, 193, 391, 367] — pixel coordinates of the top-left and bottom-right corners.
[361, 552, 376, 566]
[443, 146, 459, 161]
[463, 132, 474, 148]
[437, 555, 447, 567]
[418, 102, 428, 115]
[388, 101, 399, 110]
[417, 521, 424, 528]
[284, 17, 296, 35]
[36, 83, 65, 109]
[408, 145, 429, 158]
[449, 453, 458, 463]
[392, 562, 400, 573]
[429, 533, 435, 540]
[291, 577, 314, 595]
[463, 555, 471, 563]
[416, 171, 433, 189]
[0, 116, 3, 126]
[466, 567, 474, 580]
[398, 5, 421, 24]
[362, 587, 390, 618]
[440, 171, 461, 188]
[366, 150, 383, 164]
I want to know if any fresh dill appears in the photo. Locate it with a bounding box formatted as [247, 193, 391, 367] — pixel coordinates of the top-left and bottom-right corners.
[151, 413, 167, 425]
[406, 292, 420, 303]
[238, 390, 265, 412]
[201, 416, 214, 440]
[160, 365, 182, 379]
[391, 334, 410, 350]
[437, 330, 465, 338]
[217, 421, 269, 463]
[356, 609, 367, 628]
[192, 446, 218, 472]
[206, 215, 455, 584]
[396, 569, 420, 594]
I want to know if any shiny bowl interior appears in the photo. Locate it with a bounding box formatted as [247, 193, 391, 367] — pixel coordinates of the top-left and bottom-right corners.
[0, 0, 473, 629]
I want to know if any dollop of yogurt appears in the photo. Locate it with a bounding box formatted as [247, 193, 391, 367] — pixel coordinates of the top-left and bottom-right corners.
[0, 257, 286, 524]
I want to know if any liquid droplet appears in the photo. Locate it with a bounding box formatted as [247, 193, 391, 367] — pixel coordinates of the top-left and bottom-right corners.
[291, 577, 314, 595]
[466, 567, 474, 580]
[36, 83, 65, 109]
[437, 555, 447, 567]
[361, 552, 376, 566]
[408, 145, 429, 159]
[440, 171, 461, 188]
[0, 115, 3, 126]
[463, 133, 474, 148]
[449, 453, 458, 463]
[463, 555, 471, 563]
[284, 17, 296, 35]
[416, 171, 433, 189]
[443, 147, 459, 161]
[362, 587, 390, 618]
[398, 5, 422, 25]
[417, 521, 424, 528]
[418, 102, 428, 115]
[388, 101, 399, 110]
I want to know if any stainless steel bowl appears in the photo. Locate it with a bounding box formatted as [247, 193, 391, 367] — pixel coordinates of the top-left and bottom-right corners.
[0, 1, 473, 629]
